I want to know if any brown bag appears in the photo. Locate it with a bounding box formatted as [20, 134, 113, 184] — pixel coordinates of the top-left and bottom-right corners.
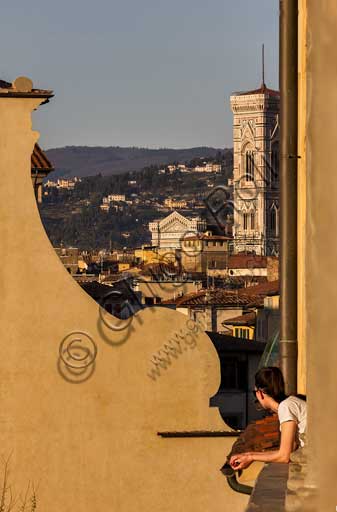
[228, 414, 281, 458]
[221, 414, 281, 476]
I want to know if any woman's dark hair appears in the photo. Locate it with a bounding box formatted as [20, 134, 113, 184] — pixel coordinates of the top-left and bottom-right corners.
[255, 366, 287, 403]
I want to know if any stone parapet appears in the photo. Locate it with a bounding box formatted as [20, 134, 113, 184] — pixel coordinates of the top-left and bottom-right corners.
[285, 435, 318, 512]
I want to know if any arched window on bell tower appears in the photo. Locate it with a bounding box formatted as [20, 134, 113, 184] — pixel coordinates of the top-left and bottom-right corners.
[270, 204, 279, 236]
[243, 213, 249, 230]
[250, 212, 255, 230]
[271, 141, 279, 184]
[245, 150, 255, 181]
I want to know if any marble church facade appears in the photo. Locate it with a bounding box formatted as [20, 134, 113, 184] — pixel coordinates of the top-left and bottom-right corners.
[230, 84, 280, 256]
[149, 211, 207, 250]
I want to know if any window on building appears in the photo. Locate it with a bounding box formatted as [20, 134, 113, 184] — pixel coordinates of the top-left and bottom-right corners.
[270, 205, 278, 235]
[243, 213, 248, 230]
[271, 142, 279, 183]
[245, 150, 255, 181]
[235, 327, 249, 339]
[250, 213, 255, 230]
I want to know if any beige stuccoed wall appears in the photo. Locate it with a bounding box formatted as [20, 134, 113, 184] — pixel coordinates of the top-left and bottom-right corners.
[301, 1, 337, 509]
[0, 95, 249, 510]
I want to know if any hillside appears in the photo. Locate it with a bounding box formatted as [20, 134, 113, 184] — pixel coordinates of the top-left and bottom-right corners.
[45, 146, 230, 178]
[39, 150, 234, 250]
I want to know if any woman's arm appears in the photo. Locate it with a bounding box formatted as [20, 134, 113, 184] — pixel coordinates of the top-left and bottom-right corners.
[230, 421, 297, 470]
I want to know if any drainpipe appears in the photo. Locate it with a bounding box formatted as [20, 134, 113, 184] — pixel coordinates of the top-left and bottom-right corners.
[279, 0, 298, 394]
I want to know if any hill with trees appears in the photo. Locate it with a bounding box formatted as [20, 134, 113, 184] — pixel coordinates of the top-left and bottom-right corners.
[45, 146, 231, 178]
[39, 151, 233, 250]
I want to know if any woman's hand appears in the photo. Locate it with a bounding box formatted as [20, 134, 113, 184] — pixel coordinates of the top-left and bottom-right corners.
[230, 453, 253, 470]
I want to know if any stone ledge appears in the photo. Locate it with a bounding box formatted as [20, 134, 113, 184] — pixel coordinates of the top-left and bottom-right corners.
[246, 463, 289, 512]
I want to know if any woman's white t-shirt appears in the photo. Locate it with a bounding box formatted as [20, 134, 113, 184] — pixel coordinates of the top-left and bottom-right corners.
[277, 396, 307, 447]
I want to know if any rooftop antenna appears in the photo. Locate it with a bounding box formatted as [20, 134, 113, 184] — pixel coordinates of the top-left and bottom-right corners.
[262, 43, 266, 89]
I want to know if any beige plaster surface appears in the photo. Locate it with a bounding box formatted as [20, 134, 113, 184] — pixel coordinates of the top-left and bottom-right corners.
[302, 1, 337, 509]
[0, 96, 248, 510]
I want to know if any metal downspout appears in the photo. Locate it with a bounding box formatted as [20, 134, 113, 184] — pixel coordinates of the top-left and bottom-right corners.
[279, 0, 299, 394]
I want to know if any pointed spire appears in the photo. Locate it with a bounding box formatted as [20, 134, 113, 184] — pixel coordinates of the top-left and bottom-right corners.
[261, 43, 266, 90]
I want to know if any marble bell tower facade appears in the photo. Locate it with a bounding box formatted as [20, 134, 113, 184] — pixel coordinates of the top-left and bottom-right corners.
[230, 82, 280, 256]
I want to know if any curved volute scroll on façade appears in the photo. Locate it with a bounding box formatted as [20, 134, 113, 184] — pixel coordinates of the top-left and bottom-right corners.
[0, 77, 247, 512]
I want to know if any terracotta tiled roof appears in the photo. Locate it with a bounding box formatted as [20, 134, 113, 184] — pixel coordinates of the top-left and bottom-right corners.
[238, 280, 279, 297]
[31, 144, 53, 171]
[228, 255, 267, 269]
[223, 311, 256, 326]
[234, 83, 280, 98]
[162, 280, 279, 307]
[163, 289, 260, 307]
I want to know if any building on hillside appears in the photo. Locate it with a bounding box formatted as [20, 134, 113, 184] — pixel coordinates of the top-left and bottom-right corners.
[149, 210, 207, 250]
[177, 164, 187, 171]
[101, 194, 126, 207]
[230, 82, 280, 256]
[206, 163, 222, 173]
[194, 163, 221, 173]
[56, 179, 76, 189]
[180, 234, 230, 273]
[167, 165, 177, 173]
[44, 177, 80, 191]
[164, 198, 187, 209]
[107, 194, 126, 202]
[31, 144, 54, 203]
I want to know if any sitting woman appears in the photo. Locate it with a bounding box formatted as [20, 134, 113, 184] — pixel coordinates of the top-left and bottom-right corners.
[230, 366, 307, 471]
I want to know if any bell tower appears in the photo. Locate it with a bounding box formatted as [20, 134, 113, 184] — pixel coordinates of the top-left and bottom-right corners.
[230, 79, 280, 255]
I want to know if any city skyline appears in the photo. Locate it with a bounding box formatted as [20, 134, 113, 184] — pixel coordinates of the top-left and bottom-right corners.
[1, 0, 278, 150]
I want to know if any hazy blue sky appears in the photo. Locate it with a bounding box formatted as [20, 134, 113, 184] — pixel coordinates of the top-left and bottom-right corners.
[1, 0, 279, 149]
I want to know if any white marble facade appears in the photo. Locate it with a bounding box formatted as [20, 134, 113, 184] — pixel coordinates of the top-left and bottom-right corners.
[149, 211, 207, 250]
[230, 84, 280, 256]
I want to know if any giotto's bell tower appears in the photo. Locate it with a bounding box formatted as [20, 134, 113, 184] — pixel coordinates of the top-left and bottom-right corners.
[230, 81, 280, 255]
